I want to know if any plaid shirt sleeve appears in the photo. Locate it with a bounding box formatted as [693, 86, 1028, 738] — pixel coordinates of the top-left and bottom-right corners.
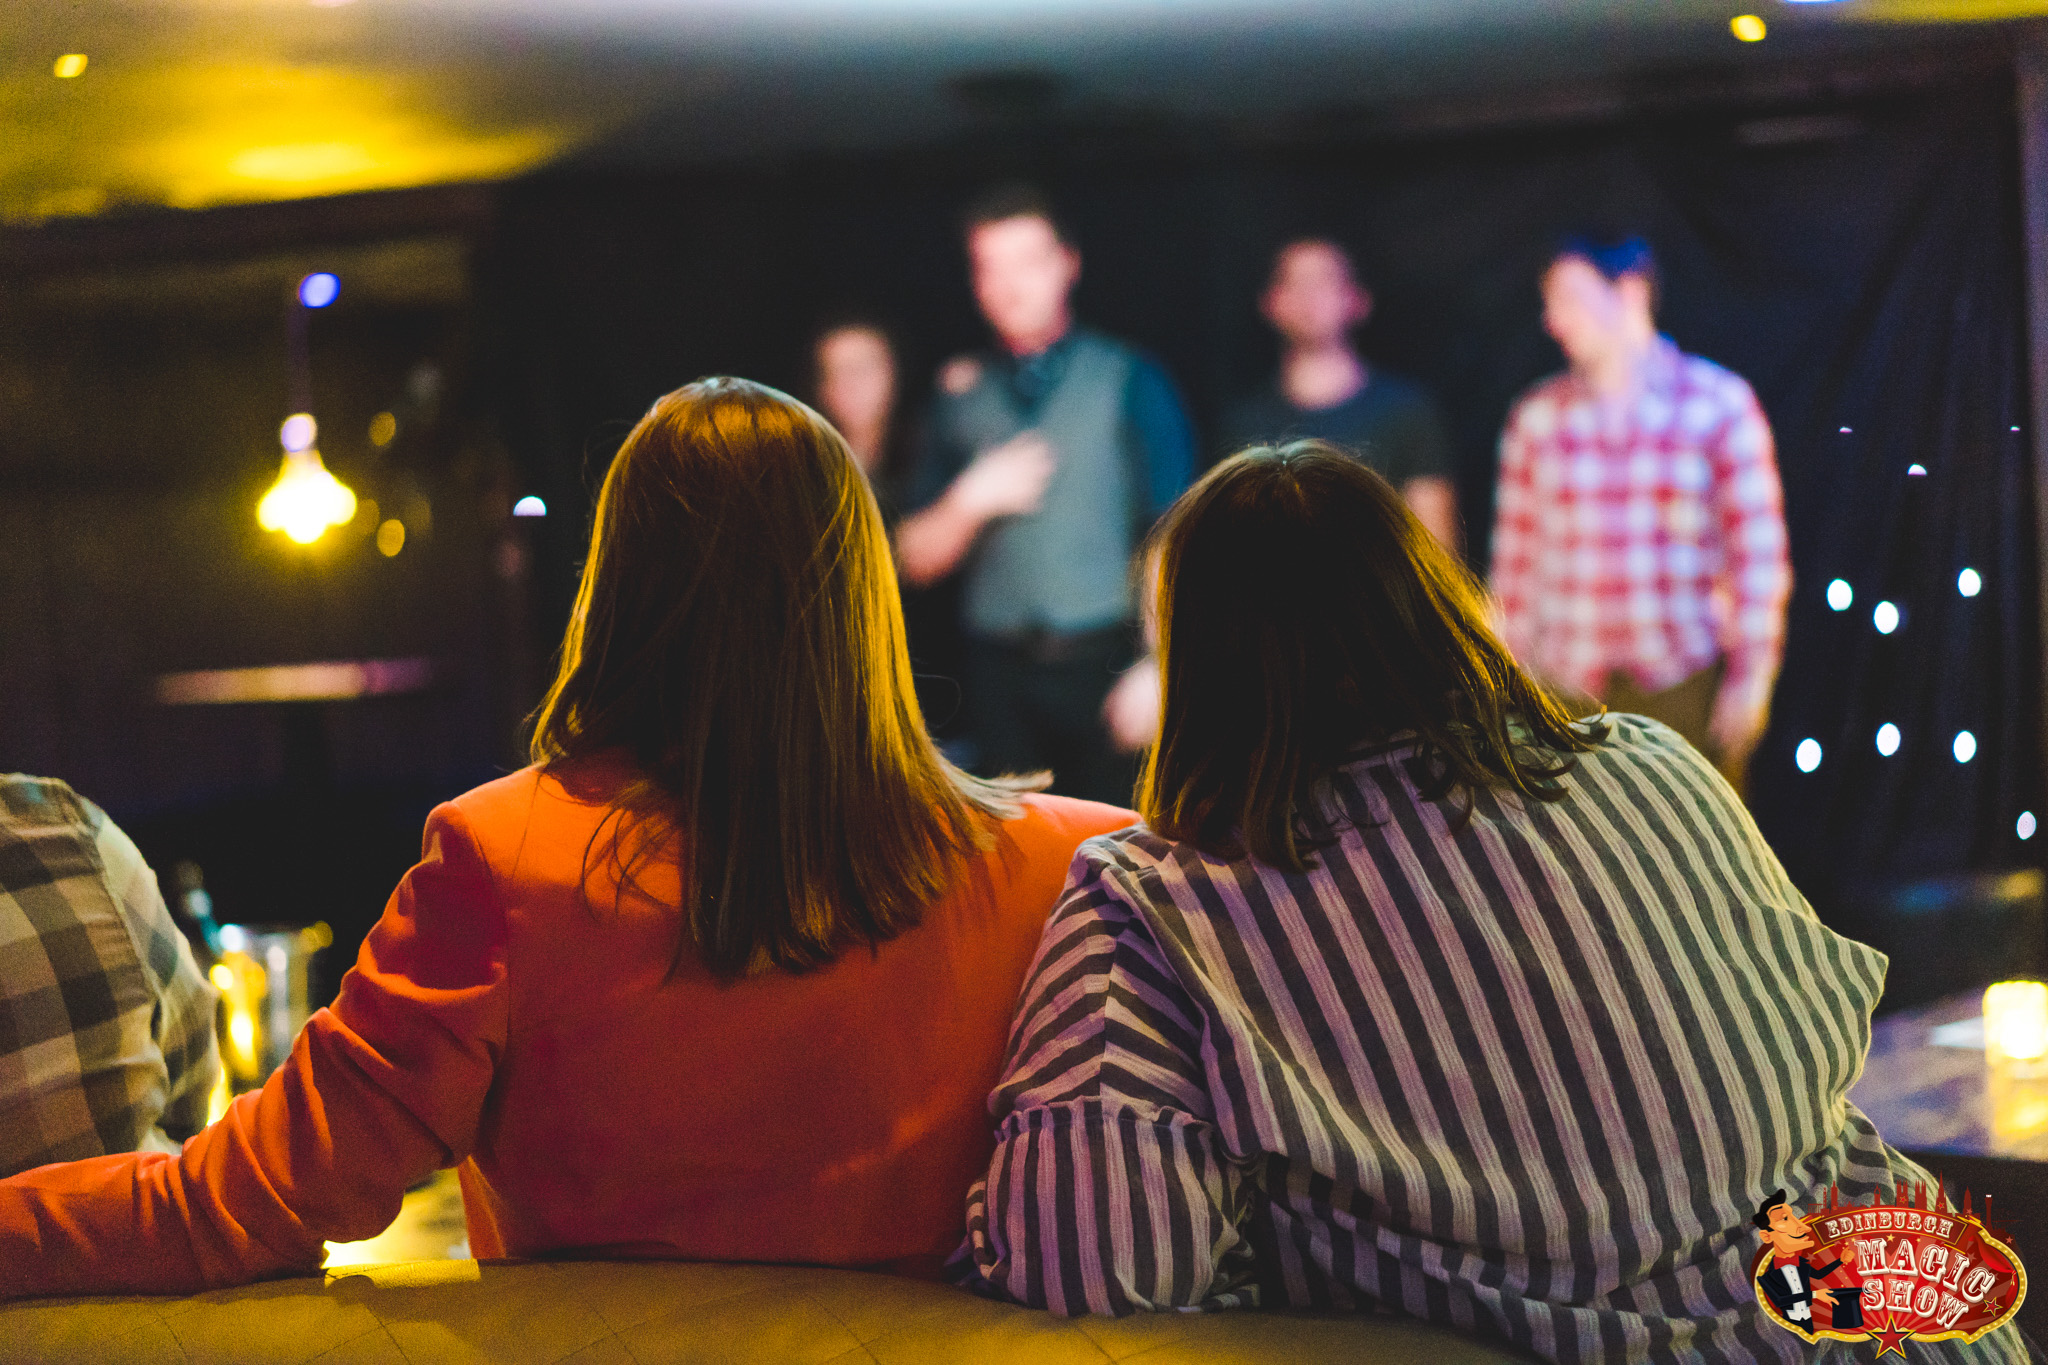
[1704, 375, 1792, 736]
[0, 777, 220, 1179]
[1488, 395, 1540, 659]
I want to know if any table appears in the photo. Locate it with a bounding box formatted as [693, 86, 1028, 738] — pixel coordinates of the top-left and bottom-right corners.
[1850, 991, 2048, 1161]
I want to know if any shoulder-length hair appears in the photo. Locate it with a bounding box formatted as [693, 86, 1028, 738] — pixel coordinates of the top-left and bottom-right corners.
[530, 377, 1033, 980]
[1138, 441, 1599, 870]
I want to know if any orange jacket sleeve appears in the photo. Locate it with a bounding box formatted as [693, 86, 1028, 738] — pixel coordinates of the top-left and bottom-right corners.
[0, 803, 510, 1298]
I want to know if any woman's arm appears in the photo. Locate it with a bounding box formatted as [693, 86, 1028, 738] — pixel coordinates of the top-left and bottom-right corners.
[955, 850, 1258, 1315]
[0, 804, 510, 1298]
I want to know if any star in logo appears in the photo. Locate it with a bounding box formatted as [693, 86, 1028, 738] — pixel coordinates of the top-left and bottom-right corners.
[1868, 1311, 1913, 1359]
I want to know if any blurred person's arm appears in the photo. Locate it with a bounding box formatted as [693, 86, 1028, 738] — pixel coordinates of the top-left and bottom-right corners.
[1402, 476, 1459, 552]
[0, 805, 509, 1298]
[953, 852, 1258, 1314]
[1705, 382, 1791, 764]
[1390, 388, 1460, 553]
[1487, 405, 1539, 656]
[1123, 355, 1197, 523]
[895, 432, 1057, 587]
[1097, 358, 1196, 754]
[92, 808, 222, 1145]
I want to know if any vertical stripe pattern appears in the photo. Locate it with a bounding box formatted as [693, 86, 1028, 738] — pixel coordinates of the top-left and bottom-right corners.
[954, 718, 2032, 1364]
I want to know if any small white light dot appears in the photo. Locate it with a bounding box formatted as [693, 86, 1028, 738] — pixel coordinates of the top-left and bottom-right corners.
[1839, 426, 1852, 434]
[1826, 579, 1854, 611]
[512, 495, 547, 518]
[1958, 568, 1982, 597]
[1795, 738, 1822, 772]
[1873, 601, 1900, 634]
[1954, 730, 1977, 763]
[2021, 811, 2037, 841]
[1876, 723, 1901, 757]
[1907, 464, 1927, 476]
[279, 413, 317, 452]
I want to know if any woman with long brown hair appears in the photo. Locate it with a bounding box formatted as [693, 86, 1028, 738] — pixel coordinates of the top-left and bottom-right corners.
[957, 442, 2025, 1363]
[0, 378, 1135, 1296]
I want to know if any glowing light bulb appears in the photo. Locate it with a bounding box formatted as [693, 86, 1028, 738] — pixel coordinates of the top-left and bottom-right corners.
[258, 417, 356, 544]
[1873, 601, 1900, 634]
[2021, 812, 2038, 841]
[1731, 13, 1766, 41]
[376, 519, 406, 556]
[1795, 739, 1822, 773]
[298, 272, 339, 309]
[512, 495, 547, 518]
[1959, 568, 1982, 597]
[53, 54, 87, 79]
[1875, 723, 1900, 757]
[1826, 579, 1853, 611]
[280, 412, 316, 452]
[1907, 464, 1927, 476]
[1954, 730, 1977, 763]
[1984, 980, 2048, 1064]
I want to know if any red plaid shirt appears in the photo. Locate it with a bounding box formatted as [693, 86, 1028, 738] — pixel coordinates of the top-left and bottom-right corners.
[1490, 339, 1790, 735]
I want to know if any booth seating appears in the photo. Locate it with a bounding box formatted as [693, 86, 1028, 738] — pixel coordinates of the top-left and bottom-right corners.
[1, 1257, 1532, 1364]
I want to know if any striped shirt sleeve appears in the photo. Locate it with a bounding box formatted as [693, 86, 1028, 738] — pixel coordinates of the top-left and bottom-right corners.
[956, 847, 1261, 1315]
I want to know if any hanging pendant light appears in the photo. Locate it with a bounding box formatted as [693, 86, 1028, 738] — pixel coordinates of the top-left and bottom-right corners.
[258, 413, 356, 544]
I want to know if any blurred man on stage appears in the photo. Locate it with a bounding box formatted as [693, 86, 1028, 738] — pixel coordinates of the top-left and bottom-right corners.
[1222, 238, 1459, 549]
[1491, 235, 1790, 788]
[896, 184, 1195, 803]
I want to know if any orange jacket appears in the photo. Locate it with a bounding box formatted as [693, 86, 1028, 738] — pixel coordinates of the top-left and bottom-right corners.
[0, 758, 1134, 1296]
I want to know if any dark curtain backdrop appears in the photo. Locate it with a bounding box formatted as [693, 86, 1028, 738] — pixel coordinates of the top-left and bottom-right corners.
[480, 72, 2041, 947]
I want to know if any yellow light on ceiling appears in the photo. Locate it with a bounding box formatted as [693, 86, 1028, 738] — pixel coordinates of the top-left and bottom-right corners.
[1731, 14, 1767, 41]
[53, 54, 88, 79]
[257, 413, 357, 544]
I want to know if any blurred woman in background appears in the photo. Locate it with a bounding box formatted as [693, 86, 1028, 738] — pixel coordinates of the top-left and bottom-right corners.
[1, 377, 1134, 1298]
[814, 320, 905, 504]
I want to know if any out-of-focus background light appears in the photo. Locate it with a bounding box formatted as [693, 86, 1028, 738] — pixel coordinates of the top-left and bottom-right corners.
[2022, 812, 2039, 842]
[53, 54, 88, 80]
[512, 495, 547, 517]
[1873, 600, 1900, 634]
[1955, 730, 1978, 763]
[1731, 14, 1767, 41]
[376, 518, 406, 556]
[1795, 738, 1822, 772]
[1826, 578, 1853, 611]
[368, 411, 398, 446]
[279, 412, 317, 453]
[1959, 567, 1983, 596]
[298, 272, 340, 308]
[1876, 722, 1901, 757]
[258, 414, 357, 544]
[1907, 462, 1928, 476]
[1984, 980, 2048, 1064]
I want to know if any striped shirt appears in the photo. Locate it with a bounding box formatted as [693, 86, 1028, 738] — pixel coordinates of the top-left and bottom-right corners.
[954, 718, 2030, 1363]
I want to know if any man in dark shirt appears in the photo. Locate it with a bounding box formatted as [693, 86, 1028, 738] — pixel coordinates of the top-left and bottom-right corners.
[896, 184, 1195, 804]
[1222, 239, 1458, 548]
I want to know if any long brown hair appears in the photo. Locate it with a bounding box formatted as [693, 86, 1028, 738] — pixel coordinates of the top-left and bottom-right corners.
[530, 377, 1033, 980]
[1138, 441, 1600, 870]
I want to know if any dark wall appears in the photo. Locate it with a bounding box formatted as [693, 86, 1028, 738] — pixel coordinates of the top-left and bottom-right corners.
[0, 229, 537, 986]
[482, 69, 2043, 948]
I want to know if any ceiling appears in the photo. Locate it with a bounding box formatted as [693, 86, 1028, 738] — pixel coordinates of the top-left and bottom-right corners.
[2, 0, 2041, 225]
